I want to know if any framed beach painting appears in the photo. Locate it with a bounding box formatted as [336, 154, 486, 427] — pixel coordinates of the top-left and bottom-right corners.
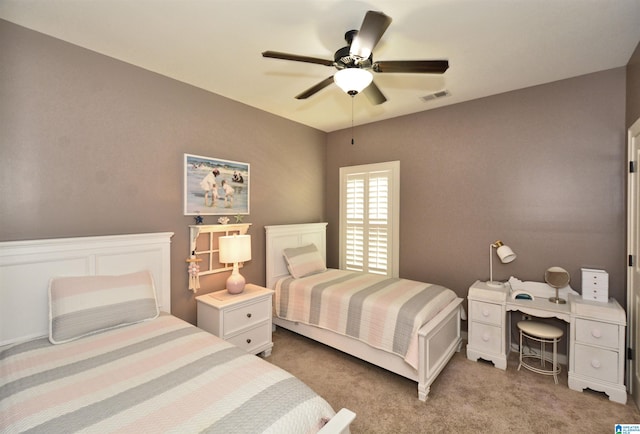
[184, 153, 250, 216]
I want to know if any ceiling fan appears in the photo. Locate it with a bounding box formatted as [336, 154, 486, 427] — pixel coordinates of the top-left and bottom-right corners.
[262, 10, 449, 105]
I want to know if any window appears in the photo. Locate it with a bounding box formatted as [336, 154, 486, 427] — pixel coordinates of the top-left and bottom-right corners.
[339, 161, 399, 277]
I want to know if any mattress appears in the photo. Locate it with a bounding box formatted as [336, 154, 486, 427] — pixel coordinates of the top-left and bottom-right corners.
[0, 313, 335, 434]
[275, 269, 458, 369]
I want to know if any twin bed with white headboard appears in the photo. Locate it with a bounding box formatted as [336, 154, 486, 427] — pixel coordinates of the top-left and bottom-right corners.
[0, 232, 354, 434]
[266, 223, 464, 401]
[0, 232, 173, 346]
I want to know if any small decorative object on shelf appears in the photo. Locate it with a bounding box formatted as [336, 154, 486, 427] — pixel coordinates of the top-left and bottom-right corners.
[234, 214, 244, 223]
[194, 215, 204, 225]
[186, 253, 202, 293]
[217, 216, 230, 225]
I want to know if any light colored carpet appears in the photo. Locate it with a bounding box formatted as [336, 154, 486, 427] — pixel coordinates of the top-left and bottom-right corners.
[267, 328, 640, 433]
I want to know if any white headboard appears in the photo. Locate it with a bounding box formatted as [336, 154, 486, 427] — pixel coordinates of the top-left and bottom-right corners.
[264, 223, 327, 289]
[0, 232, 174, 346]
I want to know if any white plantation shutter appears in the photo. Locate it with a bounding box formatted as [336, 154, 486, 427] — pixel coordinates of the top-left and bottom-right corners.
[340, 161, 399, 277]
[345, 175, 365, 270]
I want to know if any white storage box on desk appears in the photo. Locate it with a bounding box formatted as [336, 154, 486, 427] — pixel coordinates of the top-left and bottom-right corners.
[581, 268, 608, 302]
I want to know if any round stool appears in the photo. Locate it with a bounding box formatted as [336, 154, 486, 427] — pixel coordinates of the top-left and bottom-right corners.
[517, 321, 563, 384]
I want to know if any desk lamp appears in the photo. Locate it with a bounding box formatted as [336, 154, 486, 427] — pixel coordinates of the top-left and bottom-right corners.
[487, 240, 517, 288]
[219, 234, 252, 294]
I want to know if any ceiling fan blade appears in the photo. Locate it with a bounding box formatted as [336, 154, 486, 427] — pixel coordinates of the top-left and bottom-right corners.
[262, 51, 334, 67]
[363, 81, 387, 105]
[350, 11, 392, 59]
[295, 76, 335, 99]
[373, 60, 449, 74]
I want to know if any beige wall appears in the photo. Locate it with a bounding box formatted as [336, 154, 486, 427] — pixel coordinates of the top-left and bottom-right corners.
[0, 20, 326, 324]
[627, 41, 640, 128]
[326, 68, 628, 308]
[1, 19, 638, 324]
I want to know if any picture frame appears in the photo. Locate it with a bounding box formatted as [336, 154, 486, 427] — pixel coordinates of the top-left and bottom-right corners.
[184, 153, 250, 216]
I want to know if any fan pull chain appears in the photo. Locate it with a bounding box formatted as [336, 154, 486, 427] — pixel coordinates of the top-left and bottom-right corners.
[351, 97, 355, 145]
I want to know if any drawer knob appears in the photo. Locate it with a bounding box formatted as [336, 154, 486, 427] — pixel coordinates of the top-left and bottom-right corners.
[591, 359, 601, 369]
[482, 309, 489, 317]
[482, 332, 490, 342]
[246, 338, 252, 344]
[591, 329, 602, 339]
[247, 313, 252, 318]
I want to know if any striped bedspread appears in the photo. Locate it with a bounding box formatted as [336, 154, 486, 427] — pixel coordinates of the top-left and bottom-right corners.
[0, 314, 335, 434]
[275, 269, 457, 369]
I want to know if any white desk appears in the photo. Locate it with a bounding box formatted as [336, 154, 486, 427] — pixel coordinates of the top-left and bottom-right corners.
[467, 280, 627, 404]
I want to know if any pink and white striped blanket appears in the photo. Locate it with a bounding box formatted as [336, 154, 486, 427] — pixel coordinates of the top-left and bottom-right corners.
[0, 314, 335, 434]
[275, 269, 457, 369]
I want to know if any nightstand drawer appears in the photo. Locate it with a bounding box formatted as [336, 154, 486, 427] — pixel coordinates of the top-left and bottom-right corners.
[469, 322, 503, 354]
[575, 318, 619, 349]
[470, 301, 502, 326]
[573, 344, 619, 384]
[227, 322, 271, 354]
[224, 299, 271, 336]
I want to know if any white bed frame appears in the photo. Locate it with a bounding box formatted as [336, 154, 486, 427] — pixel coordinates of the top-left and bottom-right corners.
[0, 231, 355, 434]
[0, 232, 174, 346]
[265, 223, 464, 401]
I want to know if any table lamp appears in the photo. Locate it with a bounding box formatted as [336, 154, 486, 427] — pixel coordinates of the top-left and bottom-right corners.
[487, 240, 516, 287]
[219, 234, 252, 294]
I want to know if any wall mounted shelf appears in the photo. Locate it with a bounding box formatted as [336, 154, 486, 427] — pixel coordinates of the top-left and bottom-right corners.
[188, 224, 252, 282]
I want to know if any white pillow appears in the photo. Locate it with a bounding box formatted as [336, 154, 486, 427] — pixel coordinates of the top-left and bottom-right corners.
[48, 270, 159, 344]
[283, 244, 327, 278]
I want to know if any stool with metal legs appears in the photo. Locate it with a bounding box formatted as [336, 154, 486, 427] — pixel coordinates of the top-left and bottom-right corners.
[517, 320, 563, 384]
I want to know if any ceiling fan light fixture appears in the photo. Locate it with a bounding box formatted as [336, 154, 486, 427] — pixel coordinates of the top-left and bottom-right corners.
[263, 10, 447, 105]
[334, 68, 373, 95]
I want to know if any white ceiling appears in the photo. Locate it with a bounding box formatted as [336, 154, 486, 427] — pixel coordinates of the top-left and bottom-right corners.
[1, 0, 640, 132]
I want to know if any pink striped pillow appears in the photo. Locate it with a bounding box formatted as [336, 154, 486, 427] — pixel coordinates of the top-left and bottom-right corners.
[48, 270, 159, 344]
[283, 244, 327, 278]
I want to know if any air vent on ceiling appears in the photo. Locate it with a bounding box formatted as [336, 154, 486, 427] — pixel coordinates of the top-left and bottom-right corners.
[421, 89, 450, 102]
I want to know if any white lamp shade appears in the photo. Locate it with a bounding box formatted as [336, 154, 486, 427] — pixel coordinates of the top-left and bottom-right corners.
[333, 68, 373, 94]
[219, 234, 251, 264]
[488, 240, 516, 288]
[496, 245, 516, 263]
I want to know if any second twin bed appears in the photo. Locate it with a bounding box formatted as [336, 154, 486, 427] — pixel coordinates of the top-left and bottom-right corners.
[265, 223, 464, 401]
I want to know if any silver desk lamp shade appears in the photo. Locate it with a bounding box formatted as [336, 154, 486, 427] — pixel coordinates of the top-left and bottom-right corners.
[545, 266, 570, 304]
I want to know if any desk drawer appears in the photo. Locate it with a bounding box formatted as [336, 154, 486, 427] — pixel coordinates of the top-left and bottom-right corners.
[470, 301, 502, 326]
[575, 318, 619, 349]
[469, 322, 503, 354]
[573, 343, 619, 384]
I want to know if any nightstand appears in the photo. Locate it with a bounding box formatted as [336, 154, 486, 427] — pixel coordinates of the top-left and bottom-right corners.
[196, 284, 274, 357]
